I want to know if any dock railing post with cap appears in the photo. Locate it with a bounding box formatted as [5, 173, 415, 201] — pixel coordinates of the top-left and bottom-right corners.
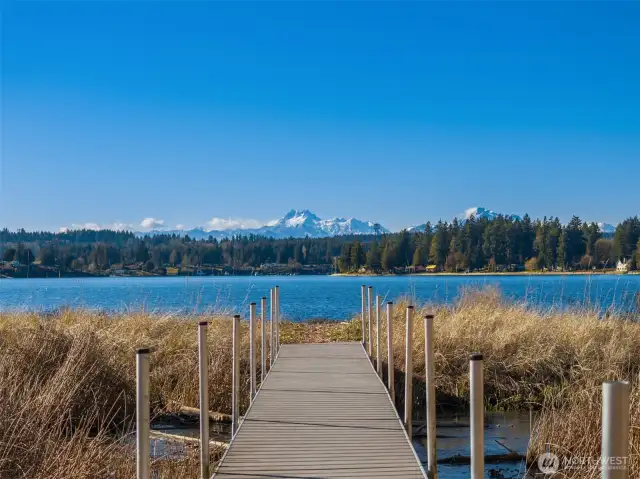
[232, 315, 240, 436]
[249, 303, 257, 401]
[197, 322, 209, 479]
[275, 285, 280, 353]
[424, 314, 437, 478]
[602, 381, 630, 479]
[361, 285, 366, 347]
[136, 348, 150, 479]
[387, 302, 394, 402]
[404, 306, 414, 436]
[261, 296, 267, 382]
[470, 353, 484, 479]
[270, 289, 275, 367]
[367, 286, 373, 357]
[376, 295, 381, 377]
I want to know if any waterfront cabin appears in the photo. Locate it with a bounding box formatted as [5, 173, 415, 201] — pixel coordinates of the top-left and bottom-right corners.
[616, 259, 630, 273]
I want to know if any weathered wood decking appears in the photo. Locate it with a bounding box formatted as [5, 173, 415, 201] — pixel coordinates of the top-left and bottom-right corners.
[213, 342, 426, 478]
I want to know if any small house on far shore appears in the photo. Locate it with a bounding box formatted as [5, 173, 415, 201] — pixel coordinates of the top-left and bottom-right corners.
[425, 265, 438, 273]
[616, 259, 631, 273]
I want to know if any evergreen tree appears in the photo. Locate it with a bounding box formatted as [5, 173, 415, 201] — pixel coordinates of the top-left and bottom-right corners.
[520, 214, 535, 261]
[613, 217, 640, 261]
[350, 241, 365, 270]
[395, 230, 412, 266]
[583, 222, 601, 257]
[565, 216, 585, 266]
[533, 220, 547, 269]
[381, 244, 396, 271]
[366, 241, 382, 271]
[338, 243, 351, 272]
[412, 245, 426, 267]
[429, 222, 447, 267]
[557, 231, 567, 270]
[136, 241, 150, 263]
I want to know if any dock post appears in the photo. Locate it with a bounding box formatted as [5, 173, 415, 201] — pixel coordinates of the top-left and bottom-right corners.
[424, 314, 437, 478]
[361, 285, 366, 347]
[136, 347, 150, 479]
[198, 322, 210, 479]
[261, 296, 267, 382]
[387, 302, 395, 402]
[470, 353, 484, 479]
[376, 295, 382, 377]
[602, 381, 630, 479]
[404, 306, 414, 436]
[270, 289, 275, 366]
[232, 314, 240, 437]
[249, 303, 257, 401]
[367, 286, 373, 358]
[275, 285, 280, 353]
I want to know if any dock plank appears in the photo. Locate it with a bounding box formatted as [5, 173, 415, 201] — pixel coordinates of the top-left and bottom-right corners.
[213, 342, 426, 479]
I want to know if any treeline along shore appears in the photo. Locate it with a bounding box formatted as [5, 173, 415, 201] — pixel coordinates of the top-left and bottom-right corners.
[1, 288, 638, 478]
[1, 214, 639, 278]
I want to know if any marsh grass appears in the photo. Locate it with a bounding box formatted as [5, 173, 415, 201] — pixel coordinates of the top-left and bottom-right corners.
[1, 287, 639, 477]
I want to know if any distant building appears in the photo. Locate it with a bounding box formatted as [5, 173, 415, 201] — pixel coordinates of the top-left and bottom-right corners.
[426, 265, 438, 273]
[616, 259, 630, 273]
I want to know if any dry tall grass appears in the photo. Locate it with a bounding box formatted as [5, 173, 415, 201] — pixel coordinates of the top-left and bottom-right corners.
[376, 288, 640, 410]
[0, 310, 346, 478]
[360, 288, 640, 476]
[1, 288, 639, 477]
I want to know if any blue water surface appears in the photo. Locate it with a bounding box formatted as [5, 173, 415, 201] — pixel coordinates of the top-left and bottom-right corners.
[1, 275, 638, 319]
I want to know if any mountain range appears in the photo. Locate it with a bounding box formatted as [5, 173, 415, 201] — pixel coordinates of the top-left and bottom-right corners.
[138, 207, 618, 239]
[140, 209, 389, 240]
[407, 207, 522, 232]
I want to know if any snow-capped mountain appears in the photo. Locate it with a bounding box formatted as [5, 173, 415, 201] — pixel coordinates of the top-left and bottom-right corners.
[406, 208, 619, 234]
[597, 222, 616, 234]
[139, 210, 389, 240]
[407, 207, 521, 232]
[407, 223, 428, 232]
[458, 207, 522, 222]
[254, 210, 389, 238]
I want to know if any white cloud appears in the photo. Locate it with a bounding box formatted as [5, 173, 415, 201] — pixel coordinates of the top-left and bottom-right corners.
[65, 222, 101, 231]
[205, 217, 266, 231]
[110, 222, 134, 231]
[59, 222, 134, 232]
[175, 224, 186, 230]
[140, 218, 166, 230]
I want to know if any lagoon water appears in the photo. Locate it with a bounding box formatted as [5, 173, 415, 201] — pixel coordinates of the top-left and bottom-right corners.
[1, 274, 639, 318]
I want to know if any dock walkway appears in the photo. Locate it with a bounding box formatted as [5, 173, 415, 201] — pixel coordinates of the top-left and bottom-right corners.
[213, 342, 426, 478]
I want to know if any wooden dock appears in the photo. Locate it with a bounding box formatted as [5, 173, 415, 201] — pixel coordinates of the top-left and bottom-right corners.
[213, 342, 426, 478]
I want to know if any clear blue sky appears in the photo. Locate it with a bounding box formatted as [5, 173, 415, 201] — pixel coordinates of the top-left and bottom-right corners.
[1, 1, 638, 232]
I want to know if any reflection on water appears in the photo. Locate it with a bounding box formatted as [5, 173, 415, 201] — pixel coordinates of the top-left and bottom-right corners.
[145, 412, 536, 477]
[148, 421, 230, 459]
[413, 412, 533, 479]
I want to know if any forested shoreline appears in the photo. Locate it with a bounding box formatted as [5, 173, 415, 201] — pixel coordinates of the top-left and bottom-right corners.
[1, 214, 639, 277]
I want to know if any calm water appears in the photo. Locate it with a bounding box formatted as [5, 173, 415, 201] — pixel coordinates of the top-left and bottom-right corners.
[1, 275, 639, 318]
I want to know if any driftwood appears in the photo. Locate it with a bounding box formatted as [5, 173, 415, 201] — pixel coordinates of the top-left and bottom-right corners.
[150, 430, 228, 449]
[437, 451, 525, 465]
[176, 405, 232, 423]
[159, 403, 232, 425]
